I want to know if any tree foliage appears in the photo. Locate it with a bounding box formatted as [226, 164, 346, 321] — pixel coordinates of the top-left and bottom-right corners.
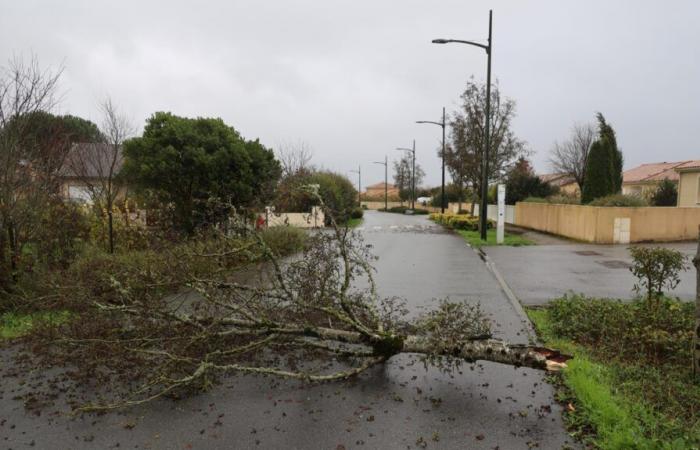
[629, 246, 687, 304]
[580, 113, 623, 204]
[504, 158, 557, 205]
[121, 112, 280, 234]
[649, 179, 678, 206]
[446, 79, 526, 210]
[392, 154, 424, 204]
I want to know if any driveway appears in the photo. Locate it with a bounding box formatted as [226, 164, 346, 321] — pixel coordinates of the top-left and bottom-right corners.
[0, 211, 576, 450]
[485, 241, 696, 306]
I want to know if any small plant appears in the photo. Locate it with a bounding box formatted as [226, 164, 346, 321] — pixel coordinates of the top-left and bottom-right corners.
[628, 246, 687, 304]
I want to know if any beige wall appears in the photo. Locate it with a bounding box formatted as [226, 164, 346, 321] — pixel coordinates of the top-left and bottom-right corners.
[560, 182, 580, 196]
[622, 182, 658, 197]
[677, 171, 700, 207]
[266, 207, 324, 228]
[514, 202, 700, 243]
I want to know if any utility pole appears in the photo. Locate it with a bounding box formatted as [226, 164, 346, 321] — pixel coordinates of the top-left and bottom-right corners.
[373, 155, 388, 211]
[350, 165, 361, 207]
[417, 107, 446, 213]
[432, 9, 493, 240]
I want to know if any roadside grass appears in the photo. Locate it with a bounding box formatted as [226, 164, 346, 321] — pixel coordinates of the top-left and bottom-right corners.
[456, 229, 534, 248]
[527, 301, 699, 449]
[345, 217, 363, 228]
[0, 311, 70, 340]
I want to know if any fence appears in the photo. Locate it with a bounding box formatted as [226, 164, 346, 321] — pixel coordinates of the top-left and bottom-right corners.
[513, 202, 700, 244]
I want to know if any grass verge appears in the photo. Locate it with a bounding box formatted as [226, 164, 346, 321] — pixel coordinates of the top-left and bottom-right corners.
[345, 218, 363, 228]
[527, 304, 699, 449]
[456, 229, 534, 248]
[1, 311, 70, 340]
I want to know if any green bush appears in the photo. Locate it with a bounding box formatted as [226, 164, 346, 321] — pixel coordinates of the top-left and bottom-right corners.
[349, 207, 364, 219]
[383, 206, 429, 215]
[260, 226, 307, 255]
[628, 246, 687, 302]
[588, 194, 648, 207]
[546, 294, 694, 366]
[523, 195, 580, 205]
[649, 178, 678, 206]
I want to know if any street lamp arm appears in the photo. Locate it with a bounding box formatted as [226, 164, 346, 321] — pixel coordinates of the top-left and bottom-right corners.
[431, 38, 489, 52]
[416, 120, 444, 128]
[396, 147, 414, 153]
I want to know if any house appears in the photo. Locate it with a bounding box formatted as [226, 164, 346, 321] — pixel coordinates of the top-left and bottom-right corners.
[674, 160, 700, 207]
[58, 143, 125, 203]
[538, 173, 580, 196]
[621, 161, 689, 197]
[363, 182, 399, 200]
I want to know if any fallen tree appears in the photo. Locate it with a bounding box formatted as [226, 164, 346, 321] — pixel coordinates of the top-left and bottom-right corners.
[28, 192, 568, 412]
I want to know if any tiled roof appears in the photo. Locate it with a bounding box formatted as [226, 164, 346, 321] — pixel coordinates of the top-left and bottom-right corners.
[538, 173, 577, 186]
[622, 161, 691, 184]
[59, 143, 123, 178]
[674, 160, 700, 171]
[365, 182, 396, 190]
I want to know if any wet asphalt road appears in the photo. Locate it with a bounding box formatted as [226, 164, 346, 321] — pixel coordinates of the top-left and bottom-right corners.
[0, 211, 576, 450]
[485, 241, 696, 306]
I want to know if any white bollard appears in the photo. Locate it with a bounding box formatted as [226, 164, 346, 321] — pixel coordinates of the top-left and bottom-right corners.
[497, 184, 505, 244]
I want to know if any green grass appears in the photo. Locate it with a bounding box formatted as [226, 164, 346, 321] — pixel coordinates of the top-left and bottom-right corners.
[527, 307, 698, 449]
[0, 311, 69, 339]
[345, 217, 363, 228]
[456, 229, 534, 248]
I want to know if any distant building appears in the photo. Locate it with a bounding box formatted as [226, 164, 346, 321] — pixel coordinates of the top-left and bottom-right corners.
[674, 160, 700, 207]
[538, 173, 580, 196]
[621, 161, 688, 197]
[363, 182, 399, 200]
[57, 143, 125, 203]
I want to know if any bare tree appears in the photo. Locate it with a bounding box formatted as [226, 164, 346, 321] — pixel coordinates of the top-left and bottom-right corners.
[549, 123, 595, 190]
[447, 79, 526, 214]
[67, 98, 134, 253]
[30, 192, 568, 412]
[0, 55, 63, 283]
[276, 140, 314, 177]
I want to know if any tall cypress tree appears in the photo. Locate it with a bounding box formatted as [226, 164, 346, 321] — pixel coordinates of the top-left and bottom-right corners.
[581, 139, 613, 204]
[596, 113, 623, 192]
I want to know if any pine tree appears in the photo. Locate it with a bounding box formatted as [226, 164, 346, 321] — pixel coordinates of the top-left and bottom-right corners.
[581, 139, 613, 203]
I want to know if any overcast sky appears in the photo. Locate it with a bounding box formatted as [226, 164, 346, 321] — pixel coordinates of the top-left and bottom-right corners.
[2, 0, 698, 187]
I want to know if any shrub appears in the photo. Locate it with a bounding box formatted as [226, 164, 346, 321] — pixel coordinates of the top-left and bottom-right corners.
[523, 195, 580, 205]
[260, 226, 307, 255]
[588, 194, 647, 207]
[628, 246, 687, 303]
[27, 199, 90, 269]
[649, 178, 678, 206]
[546, 294, 694, 366]
[383, 206, 429, 215]
[429, 213, 493, 230]
[349, 207, 364, 219]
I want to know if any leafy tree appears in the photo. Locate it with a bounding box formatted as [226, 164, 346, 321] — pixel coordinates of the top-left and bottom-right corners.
[121, 112, 280, 234]
[504, 158, 557, 205]
[649, 178, 678, 206]
[446, 78, 527, 213]
[430, 183, 469, 208]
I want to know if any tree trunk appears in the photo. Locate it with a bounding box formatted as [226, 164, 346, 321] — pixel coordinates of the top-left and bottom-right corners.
[693, 227, 700, 376]
[108, 210, 114, 254]
[7, 221, 18, 281]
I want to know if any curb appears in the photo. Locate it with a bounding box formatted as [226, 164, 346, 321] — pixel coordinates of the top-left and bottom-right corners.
[469, 245, 539, 344]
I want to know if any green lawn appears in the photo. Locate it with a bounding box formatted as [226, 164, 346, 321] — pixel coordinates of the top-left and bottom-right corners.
[527, 306, 699, 449]
[0, 311, 69, 339]
[456, 229, 534, 248]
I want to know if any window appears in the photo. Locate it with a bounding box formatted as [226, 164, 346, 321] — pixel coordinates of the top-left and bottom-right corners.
[68, 185, 92, 204]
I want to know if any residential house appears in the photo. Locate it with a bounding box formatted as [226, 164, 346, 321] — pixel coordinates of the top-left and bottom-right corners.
[538, 173, 580, 196]
[58, 143, 125, 204]
[674, 160, 700, 207]
[621, 161, 689, 197]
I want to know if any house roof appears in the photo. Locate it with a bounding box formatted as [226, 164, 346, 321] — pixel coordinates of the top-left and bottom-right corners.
[622, 161, 691, 184]
[674, 160, 700, 172]
[59, 143, 123, 179]
[538, 173, 577, 187]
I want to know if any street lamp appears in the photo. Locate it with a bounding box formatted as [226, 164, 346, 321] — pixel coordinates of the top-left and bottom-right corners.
[432, 9, 493, 241]
[372, 156, 388, 211]
[350, 165, 361, 207]
[396, 140, 416, 210]
[416, 107, 446, 214]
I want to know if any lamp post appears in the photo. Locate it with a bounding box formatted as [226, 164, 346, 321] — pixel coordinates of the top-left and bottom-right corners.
[372, 155, 388, 211]
[432, 9, 493, 241]
[396, 140, 416, 210]
[416, 107, 446, 213]
[350, 165, 361, 207]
